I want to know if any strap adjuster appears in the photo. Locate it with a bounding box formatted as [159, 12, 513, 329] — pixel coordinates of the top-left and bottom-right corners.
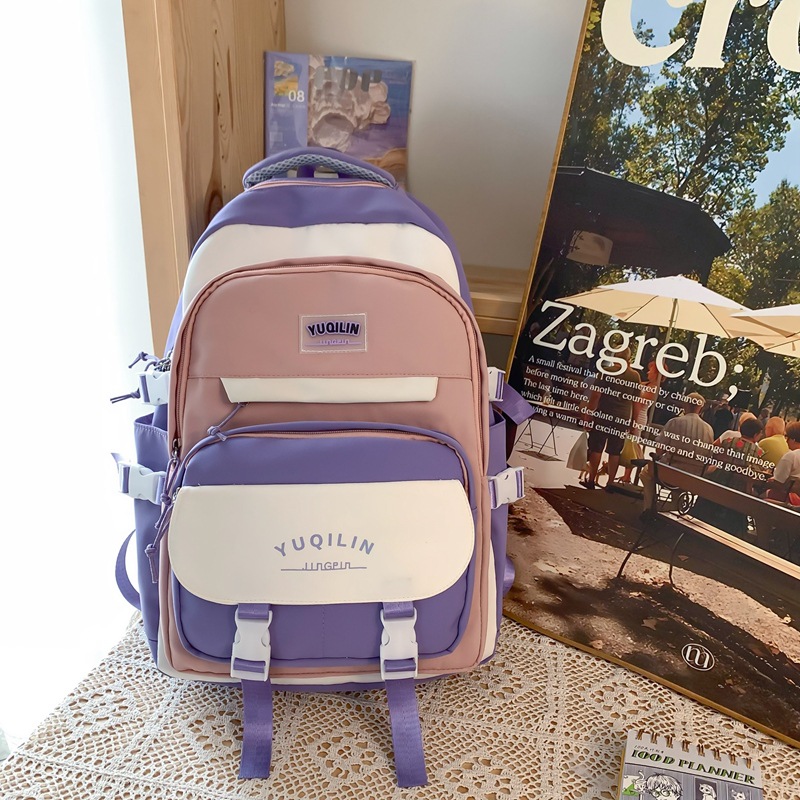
[487, 367, 505, 402]
[231, 606, 273, 682]
[118, 462, 166, 504]
[380, 609, 419, 681]
[138, 369, 170, 406]
[488, 467, 525, 509]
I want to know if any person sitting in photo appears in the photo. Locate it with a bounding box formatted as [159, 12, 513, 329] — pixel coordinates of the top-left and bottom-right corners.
[759, 416, 790, 467]
[693, 417, 765, 537]
[706, 417, 765, 491]
[765, 421, 800, 504]
[641, 392, 714, 518]
[714, 411, 757, 445]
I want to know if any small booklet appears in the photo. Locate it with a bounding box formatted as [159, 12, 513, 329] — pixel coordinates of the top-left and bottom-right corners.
[617, 730, 763, 800]
[264, 52, 413, 186]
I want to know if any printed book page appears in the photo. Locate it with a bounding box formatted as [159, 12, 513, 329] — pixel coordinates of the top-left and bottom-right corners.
[504, 0, 800, 748]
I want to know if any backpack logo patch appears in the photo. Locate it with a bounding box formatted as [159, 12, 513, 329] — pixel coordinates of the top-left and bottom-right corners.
[300, 313, 367, 353]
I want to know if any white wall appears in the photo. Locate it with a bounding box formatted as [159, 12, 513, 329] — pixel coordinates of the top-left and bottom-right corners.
[0, 0, 152, 745]
[286, 0, 588, 271]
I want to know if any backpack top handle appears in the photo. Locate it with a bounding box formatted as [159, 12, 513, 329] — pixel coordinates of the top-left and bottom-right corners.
[243, 146, 397, 189]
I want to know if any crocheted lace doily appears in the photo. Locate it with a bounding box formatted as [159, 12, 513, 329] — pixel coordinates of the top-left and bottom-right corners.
[1, 616, 797, 799]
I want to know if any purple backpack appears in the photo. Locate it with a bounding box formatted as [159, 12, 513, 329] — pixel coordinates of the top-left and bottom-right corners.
[113, 147, 527, 787]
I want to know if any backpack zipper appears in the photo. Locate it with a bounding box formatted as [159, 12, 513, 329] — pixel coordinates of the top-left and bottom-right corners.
[149, 424, 473, 584]
[169, 261, 485, 461]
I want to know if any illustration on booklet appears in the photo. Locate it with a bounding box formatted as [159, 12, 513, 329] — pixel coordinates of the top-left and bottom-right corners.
[265, 52, 412, 185]
[504, 0, 800, 747]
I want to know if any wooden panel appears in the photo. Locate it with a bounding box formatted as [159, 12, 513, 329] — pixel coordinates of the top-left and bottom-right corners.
[122, 0, 286, 353]
[464, 264, 527, 337]
[121, 0, 190, 355]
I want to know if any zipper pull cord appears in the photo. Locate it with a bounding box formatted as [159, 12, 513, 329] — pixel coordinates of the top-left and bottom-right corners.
[111, 351, 164, 402]
[163, 444, 180, 497]
[128, 351, 158, 369]
[110, 389, 141, 404]
[207, 402, 247, 441]
[148, 405, 246, 583]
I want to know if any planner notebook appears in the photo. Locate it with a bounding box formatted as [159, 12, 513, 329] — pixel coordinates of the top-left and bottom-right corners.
[617, 730, 763, 800]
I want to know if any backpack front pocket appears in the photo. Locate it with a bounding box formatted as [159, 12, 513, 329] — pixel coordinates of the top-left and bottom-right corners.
[165, 423, 476, 666]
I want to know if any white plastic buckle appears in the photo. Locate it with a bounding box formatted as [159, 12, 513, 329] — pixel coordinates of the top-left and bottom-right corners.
[118, 462, 166, 504]
[138, 369, 170, 406]
[380, 609, 419, 681]
[230, 609, 273, 682]
[487, 367, 505, 403]
[489, 466, 525, 509]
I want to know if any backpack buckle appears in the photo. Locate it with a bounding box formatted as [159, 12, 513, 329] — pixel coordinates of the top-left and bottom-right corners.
[488, 467, 525, 509]
[138, 369, 171, 406]
[380, 608, 418, 681]
[487, 367, 505, 402]
[231, 605, 273, 682]
[118, 462, 167, 505]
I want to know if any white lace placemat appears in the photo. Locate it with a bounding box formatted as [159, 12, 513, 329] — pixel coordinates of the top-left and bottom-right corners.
[1, 616, 797, 799]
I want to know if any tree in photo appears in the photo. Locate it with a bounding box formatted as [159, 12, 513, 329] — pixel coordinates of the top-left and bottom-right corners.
[560, 0, 652, 174]
[626, 1, 800, 221]
[713, 181, 800, 414]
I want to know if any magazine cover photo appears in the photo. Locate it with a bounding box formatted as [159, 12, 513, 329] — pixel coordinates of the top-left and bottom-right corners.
[504, 0, 800, 745]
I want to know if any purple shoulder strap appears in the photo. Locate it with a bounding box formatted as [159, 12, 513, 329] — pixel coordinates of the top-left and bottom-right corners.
[115, 531, 140, 610]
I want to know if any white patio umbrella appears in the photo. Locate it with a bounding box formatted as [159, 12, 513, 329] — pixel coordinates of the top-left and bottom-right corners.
[731, 304, 800, 338]
[558, 275, 770, 416]
[559, 275, 769, 340]
[728, 305, 800, 360]
[742, 332, 800, 360]
[762, 336, 800, 359]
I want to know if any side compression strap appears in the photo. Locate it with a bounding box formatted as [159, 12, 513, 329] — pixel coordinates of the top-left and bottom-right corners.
[493, 380, 535, 425]
[381, 601, 428, 787]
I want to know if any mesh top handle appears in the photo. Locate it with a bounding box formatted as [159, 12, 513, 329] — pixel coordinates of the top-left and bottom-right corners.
[243, 146, 397, 189]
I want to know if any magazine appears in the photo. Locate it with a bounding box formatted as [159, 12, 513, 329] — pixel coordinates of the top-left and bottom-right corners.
[616, 730, 763, 800]
[264, 52, 412, 185]
[504, 0, 800, 746]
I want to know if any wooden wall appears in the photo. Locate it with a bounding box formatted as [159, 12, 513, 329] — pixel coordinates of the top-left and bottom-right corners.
[121, 0, 285, 353]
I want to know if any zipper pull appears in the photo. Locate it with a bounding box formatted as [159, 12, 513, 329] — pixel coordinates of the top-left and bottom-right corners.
[153, 350, 172, 373]
[148, 440, 180, 585]
[144, 542, 160, 584]
[147, 498, 176, 584]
